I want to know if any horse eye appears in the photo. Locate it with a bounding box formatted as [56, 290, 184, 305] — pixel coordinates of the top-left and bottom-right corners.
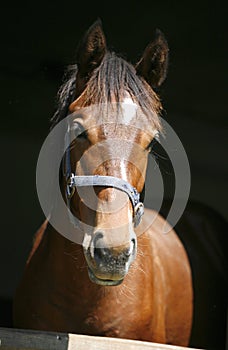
[146, 133, 160, 152]
[74, 124, 88, 139]
[146, 139, 156, 152]
[77, 130, 87, 139]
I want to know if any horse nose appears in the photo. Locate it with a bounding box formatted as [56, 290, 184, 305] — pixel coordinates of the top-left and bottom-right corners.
[93, 240, 135, 264]
[92, 231, 136, 265]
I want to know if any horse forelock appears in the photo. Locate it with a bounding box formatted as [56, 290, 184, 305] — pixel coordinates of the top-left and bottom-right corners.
[50, 52, 162, 131]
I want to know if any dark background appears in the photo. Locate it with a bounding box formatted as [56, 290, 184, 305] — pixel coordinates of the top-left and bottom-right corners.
[0, 0, 227, 307]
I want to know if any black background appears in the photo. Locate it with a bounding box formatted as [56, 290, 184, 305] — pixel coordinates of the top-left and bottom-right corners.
[0, 0, 227, 301]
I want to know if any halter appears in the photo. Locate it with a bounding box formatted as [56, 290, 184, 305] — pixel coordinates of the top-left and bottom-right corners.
[64, 135, 144, 227]
[66, 173, 144, 227]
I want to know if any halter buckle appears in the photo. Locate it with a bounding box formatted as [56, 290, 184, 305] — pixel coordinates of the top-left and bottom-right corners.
[134, 202, 144, 227]
[66, 174, 75, 199]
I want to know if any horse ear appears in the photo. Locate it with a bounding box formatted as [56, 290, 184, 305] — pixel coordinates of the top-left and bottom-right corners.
[76, 19, 107, 78]
[135, 29, 169, 89]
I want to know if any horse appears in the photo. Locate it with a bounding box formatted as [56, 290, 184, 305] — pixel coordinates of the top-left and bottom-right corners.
[13, 20, 227, 349]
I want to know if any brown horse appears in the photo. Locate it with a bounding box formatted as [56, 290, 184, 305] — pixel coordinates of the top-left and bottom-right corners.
[13, 20, 194, 346]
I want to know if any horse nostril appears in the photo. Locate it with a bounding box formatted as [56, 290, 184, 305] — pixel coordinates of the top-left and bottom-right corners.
[91, 231, 108, 263]
[94, 246, 108, 263]
[125, 239, 136, 257]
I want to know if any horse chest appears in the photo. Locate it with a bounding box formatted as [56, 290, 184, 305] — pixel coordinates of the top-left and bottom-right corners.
[71, 289, 152, 339]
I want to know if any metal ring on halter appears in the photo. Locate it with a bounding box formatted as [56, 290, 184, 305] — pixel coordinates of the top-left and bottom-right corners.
[66, 175, 76, 199]
[134, 202, 144, 227]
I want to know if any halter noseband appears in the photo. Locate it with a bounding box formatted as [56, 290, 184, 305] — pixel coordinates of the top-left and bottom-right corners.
[66, 173, 144, 227]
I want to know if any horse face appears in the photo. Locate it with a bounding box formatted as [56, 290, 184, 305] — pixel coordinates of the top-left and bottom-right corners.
[68, 105, 153, 285]
[64, 20, 167, 285]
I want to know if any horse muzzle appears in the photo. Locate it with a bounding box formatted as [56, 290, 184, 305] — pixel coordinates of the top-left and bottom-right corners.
[83, 232, 137, 286]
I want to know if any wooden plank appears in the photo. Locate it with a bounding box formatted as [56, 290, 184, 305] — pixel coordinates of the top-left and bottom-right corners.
[68, 333, 203, 350]
[0, 327, 203, 350]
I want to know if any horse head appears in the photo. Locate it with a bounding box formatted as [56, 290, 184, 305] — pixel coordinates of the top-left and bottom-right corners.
[57, 20, 169, 286]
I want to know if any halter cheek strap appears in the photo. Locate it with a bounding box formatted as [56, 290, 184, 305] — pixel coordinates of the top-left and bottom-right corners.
[66, 173, 144, 227]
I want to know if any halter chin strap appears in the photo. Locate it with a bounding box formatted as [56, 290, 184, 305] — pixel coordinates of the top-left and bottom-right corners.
[66, 173, 144, 227]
